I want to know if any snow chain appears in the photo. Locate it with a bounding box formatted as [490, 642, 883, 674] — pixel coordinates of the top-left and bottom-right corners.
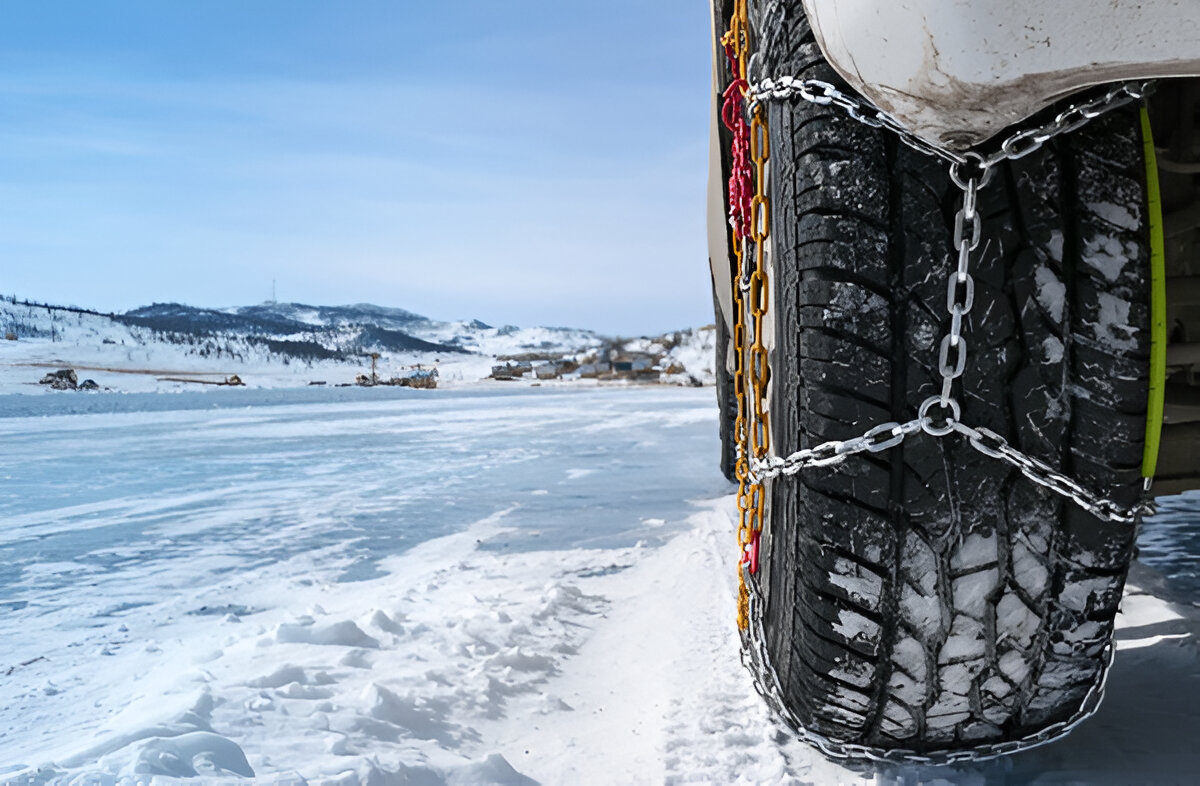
[722, 0, 770, 631]
[740, 78, 1158, 525]
[721, 4, 1159, 763]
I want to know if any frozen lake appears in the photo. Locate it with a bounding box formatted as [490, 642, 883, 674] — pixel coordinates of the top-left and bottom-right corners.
[2, 385, 1199, 783]
[0, 386, 725, 605]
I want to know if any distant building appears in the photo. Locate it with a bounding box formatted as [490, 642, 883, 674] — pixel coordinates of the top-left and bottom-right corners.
[578, 362, 611, 378]
[490, 361, 533, 380]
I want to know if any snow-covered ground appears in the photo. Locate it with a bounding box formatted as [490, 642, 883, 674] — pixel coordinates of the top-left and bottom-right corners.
[0, 298, 717, 395]
[2, 387, 1198, 784]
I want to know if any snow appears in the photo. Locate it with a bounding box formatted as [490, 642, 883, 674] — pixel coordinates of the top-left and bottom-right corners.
[0, 299, 478, 394]
[827, 563, 883, 609]
[122, 732, 255, 778]
[1033, 264, 1066, 323]
[948, 532, 998, 572]
[1041, 335, 1065, 364]
[1089, 202, 1141, 232]
[1081, 234, 1137, 283]
[2, 386, 1199, 783]
[950, 567, 998, 618]
[0, 299, 718, 395]
[937, 615, 987, 663]
[832, 608, 882, 644]
[1090, 291, 1139, 351]
[996, 592, 1041, 649]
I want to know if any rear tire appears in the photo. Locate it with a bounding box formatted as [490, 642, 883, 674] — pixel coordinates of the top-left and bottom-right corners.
[748, 3, 1152, 752]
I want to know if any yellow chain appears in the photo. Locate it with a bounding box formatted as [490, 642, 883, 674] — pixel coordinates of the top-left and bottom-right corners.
[726, 0, 771, 631]
[749, 112, 770, 461]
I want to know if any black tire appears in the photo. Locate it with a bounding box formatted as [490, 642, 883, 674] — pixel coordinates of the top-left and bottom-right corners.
[748, 4, 1152, 753]
[715, 286, 738, 482]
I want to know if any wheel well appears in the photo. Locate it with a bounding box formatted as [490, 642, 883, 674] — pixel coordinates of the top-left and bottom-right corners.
[1149, 77, 1200, 493]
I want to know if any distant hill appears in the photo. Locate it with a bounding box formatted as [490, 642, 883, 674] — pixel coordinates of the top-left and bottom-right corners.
[1, 297, 609, 366]
[117, 302, 464, 356]
[0, 295, 713, 393]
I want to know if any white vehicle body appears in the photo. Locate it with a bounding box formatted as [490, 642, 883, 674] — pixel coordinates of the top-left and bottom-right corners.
[801, 0, 1200, 149]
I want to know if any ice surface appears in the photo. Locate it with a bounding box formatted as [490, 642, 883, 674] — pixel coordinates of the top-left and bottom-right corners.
[1137, 492, 1200, 597]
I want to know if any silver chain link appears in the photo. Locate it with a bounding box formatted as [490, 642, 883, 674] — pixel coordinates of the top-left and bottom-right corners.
[738, 74, 1159, 761]
[748, 77, 970, 166]
[748, 77, 1153, 169]
[986, 81, 1154, 166]
[949, 419, 1155, 525]
[749, 408, 1153, 527]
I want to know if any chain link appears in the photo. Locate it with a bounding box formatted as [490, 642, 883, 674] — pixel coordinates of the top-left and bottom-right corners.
[725, 33, 1160, 762]
[748, 76, 1154, 169]
[986, 81, 1154, 167]
[940, 156, 988, 406]
[950, 420, 1155, 525]
[747, 77, 970, 166]
[721, 0, 768, 631]
[749, 418, 923, 480]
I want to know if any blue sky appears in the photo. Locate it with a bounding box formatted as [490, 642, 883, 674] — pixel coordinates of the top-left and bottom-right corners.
[0, 1, 713, 335]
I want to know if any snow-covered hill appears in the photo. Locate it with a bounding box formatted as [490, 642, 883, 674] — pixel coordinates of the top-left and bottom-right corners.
[117, 300, 605, 358]
[0, 297, 715, 394]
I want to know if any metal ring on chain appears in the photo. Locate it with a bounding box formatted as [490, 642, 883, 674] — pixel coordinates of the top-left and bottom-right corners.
[949, 151, 993, 190]
[918, 395, 960, 437]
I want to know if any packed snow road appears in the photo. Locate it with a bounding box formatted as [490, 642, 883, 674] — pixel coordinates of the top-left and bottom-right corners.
[1, 386, 1199, 784]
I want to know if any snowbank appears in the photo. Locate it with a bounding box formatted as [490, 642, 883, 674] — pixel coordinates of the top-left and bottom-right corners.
[5, 495, 1197, 784]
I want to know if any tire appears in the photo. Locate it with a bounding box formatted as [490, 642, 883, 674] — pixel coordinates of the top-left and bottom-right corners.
[715, 286, 738, 482]
[746, 3, 1152, 753]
